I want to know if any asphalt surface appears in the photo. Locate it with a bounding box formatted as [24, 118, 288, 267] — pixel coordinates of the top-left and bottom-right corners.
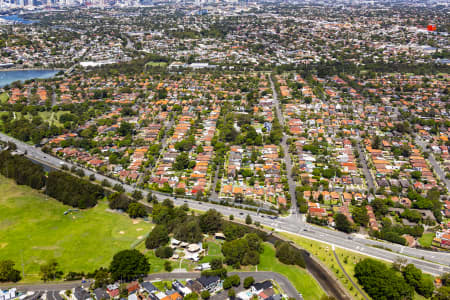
[0, 133, 450, 276]
[46, 290, 63, 300]
[269, 75, 299, 218]
[355, 140, 375, 191]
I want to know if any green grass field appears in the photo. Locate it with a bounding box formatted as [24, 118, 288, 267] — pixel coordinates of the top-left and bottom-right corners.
[4, 111, 69, 127]
[0, 92, 9, 103]
[258, 244, 325, 300]
[418, 232, 434, 247]
[18, 111, 69, 127]
[280, 232, 369, 300]
[146, 62, 168, 67]
[0, 177, 154, 282]
[281, 232, 434, 300]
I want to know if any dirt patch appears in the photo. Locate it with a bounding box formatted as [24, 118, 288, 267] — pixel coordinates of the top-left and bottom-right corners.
[0, 242, 8, 249]
[136, 228, 143, 231]
[32, 246, 59, 250]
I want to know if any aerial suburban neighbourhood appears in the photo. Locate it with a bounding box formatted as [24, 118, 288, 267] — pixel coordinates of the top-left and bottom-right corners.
[0, 0, 449, 300]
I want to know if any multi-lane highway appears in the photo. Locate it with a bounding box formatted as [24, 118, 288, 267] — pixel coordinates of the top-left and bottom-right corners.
[0, 132, 449, 276]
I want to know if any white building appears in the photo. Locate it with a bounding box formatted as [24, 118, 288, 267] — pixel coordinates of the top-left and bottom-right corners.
[0, 288, 16, 300]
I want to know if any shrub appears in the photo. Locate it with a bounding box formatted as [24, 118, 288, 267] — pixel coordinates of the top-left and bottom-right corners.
[243, 276, 254, 288]
[155, 246, 174, 259]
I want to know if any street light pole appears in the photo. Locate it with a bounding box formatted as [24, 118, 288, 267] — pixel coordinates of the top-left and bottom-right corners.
[179, 258, 183, 270]
[21, 249, 25, 279]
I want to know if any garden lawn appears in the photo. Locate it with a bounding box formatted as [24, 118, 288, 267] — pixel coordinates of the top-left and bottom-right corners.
[418, 232, 434, 247]
[0, 177, 154, 282]
[258, 243, 325, 300]
[206, 240, 222, 256]
[0, 92, 9, 103]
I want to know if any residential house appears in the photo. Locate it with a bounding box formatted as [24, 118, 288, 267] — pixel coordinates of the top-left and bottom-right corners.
[196, 276, 221, 292]
[72, 287, 92, 300]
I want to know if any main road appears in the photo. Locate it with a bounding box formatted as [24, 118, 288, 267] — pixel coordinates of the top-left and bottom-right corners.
[0, 137, 449, 275]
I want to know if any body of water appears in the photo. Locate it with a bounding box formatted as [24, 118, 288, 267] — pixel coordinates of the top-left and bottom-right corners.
[0, 14, 37, 24]
[0, 69, 59, 87]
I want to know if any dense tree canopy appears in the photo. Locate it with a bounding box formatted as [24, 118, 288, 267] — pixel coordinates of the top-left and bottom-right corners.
[0, 260, 21, 282]
[0, 150, 46, 189]
[155, 246, 174, 259]
[127, 203, 148, 218]
[335, 213, 353, 233]
[355, 259, 414, 300]
[145, 225, 170, 249]
[109, 249, 150, 281]
[402, 264, 434, 298]
[275, 241, 305, 268]
[109, 192, 135, 211]
[173, 218, 203, 243]
[46, 171, 104, 208]
[221, 233, 262, 266]
[199, 209, 223, 234]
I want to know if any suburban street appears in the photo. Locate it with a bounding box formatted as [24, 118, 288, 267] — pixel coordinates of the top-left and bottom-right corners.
[4, 272, 302, 300]
[0, 131, 450, 276]
[269, 75, 299, 217]
[355, 139, 375, 191]
[415, 138, 450, 192]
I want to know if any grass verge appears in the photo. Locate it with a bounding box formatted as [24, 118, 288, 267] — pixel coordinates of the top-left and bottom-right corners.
[258, 243, 325, 300]
[418, 232, 434, 247]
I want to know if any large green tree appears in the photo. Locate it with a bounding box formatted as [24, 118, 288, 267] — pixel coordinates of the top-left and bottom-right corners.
[199, 209, 222, 234]
[145, 225, 170, 249]
[173, 219, 203, 243]
[335, 213, 353, 233]
[173, 152, 190, 170]
[352, 206, 369, 227]
[0, 260, 21, 282]
[355, 259, 414, 300]
[127, 203, 148, 218]
[275, 241, 305, 268]
[40, 259, 63, 282]
[402, 264, 434, 298]
[109, 249, 150, 281]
